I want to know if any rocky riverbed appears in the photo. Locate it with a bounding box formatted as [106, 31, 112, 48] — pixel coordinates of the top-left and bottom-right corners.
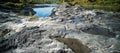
[0, 4, 120, 53]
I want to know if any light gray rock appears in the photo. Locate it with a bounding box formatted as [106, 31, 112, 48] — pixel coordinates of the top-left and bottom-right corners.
[80, 24, 116, 37]
[0, 26, 74, 53]
[1, 4, 120, 53]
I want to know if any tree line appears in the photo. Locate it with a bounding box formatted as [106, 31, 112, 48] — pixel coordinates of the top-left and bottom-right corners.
[0, 0, 120, 6]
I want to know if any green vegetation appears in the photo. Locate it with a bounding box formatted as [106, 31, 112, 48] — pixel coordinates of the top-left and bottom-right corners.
[19, 0, 32, 5]
[1, 0, 32, 7]
[4, 2, 23, 7]
[63, 0, 120, 12]
[49, 36, 90, 53]
[81, 5, 120, 12]
[64, 0, 120, 6]
[29, 11, 33, 17]
[0, 0, 120, 12]
[1, 0, 120, 6]
[29, 0, 120, 12]
[28, 16, 39, 21]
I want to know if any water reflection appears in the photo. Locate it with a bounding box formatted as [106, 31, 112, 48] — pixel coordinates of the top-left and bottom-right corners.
[33, 7, 55, 17]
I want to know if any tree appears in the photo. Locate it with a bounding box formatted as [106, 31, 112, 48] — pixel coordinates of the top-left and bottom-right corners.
[88, 0, 96, 2]
[19, 0, 32, 4]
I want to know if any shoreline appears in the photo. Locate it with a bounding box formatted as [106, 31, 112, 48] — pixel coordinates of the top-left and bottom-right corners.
[0, 4, 120, 53]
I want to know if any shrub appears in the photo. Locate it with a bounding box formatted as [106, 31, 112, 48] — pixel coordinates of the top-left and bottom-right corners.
[4, 2, 23, 7]
[28, 16, 39, 21]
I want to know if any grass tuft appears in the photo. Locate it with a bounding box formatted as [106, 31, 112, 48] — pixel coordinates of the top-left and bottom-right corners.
[28, 16, 39, 21]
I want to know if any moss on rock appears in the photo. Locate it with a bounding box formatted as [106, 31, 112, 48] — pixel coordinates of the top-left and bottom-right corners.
[49, 36, 90, 53]
[28, 16, 39, 21]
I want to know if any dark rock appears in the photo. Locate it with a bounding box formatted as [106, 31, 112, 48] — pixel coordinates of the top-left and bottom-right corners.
[0, 36, 17, 53]
[94, 13, 120, 32]
[20, 8, 36, 16]
[64, 3, 71, 8]
[11, 26, 47, 48]
[80, 25, 116, 37]
[14, 20, 22, 24]
[0, 5, 15, 10]
[57, 38, 90, 53]
[0, 26, 46, 53]
[0, 12, 19, 23]
[95, 11, 105, 15]
[111, 51, 120, 53]
[0, 28, 11, 37]
[56, 49, 66, 53]
[0, 14, 9, 19]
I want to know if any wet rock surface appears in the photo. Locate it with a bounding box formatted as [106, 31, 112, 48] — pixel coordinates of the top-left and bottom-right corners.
[80, 24, 116, 38]
[0, 4, 120, 53]
[56, 38, 90, 53]
[0, 12, 20, 24]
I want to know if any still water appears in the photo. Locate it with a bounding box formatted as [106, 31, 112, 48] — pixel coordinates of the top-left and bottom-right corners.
[32, 4, 57, 17]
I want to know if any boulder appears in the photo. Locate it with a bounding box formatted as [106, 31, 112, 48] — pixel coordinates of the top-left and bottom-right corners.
[80, 25, 116, 37]
[20, 8, 36, 16]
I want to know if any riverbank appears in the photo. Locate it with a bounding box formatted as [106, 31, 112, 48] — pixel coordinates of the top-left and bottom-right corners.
[0, 4, 120, 53]
[1, 0, 120, 12]
[80, 5, 120, 12]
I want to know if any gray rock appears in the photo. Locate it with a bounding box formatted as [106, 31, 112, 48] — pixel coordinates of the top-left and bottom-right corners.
[55, 49, 66, 53]
[1, 4, 120, 53]
[0, 12, 19, 23]
[80, 25, 116, 37]
[20, 8, 36, 16]
[0, 26, 74, 53]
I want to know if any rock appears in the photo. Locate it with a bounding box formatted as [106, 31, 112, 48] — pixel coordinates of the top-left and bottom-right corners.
[0, 26, 74, 53]
[0, 4, 120, 53]
[9, 12, 17, 17]
[0, 35, 17, 53]
[80, 24, 116, 37]
[56, 18, 64, 22]
[20, 8, 36, 16]
[14, 20, 22, 24]
[0, 12, 19, 23]
[56, 38, 90, 53]
[0, 5, 15, 11]
[0, 27, 11, 37]
[55, 49, 66, 53]
[0, 13, 9, 19]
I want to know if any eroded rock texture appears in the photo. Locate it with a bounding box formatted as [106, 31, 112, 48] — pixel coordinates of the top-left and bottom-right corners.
[0, 4, 120, 53]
